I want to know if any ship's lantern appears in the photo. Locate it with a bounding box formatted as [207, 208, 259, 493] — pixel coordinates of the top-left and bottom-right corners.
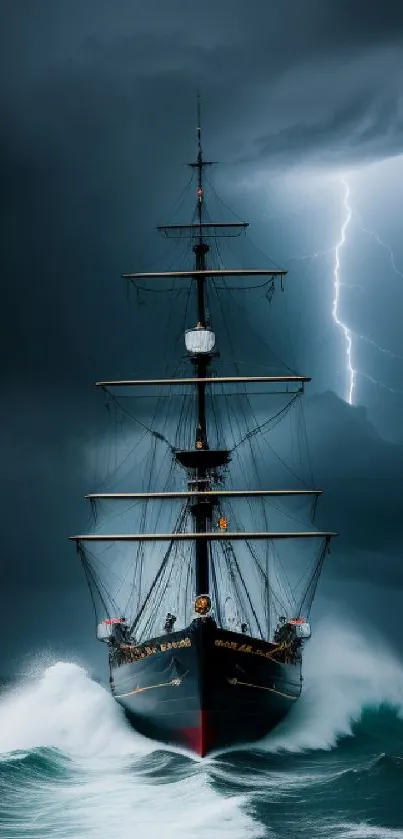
[288, 619, 311, 639]
[218, 516, 228, 531]
[185, 326, 215, 354]
[194, 594, 212, 615]
[97, 617, 127, 643]
[97, 621, 113, 642]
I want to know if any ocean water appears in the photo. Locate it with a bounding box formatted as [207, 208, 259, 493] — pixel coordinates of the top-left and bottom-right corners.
[1, 621, 403, 839]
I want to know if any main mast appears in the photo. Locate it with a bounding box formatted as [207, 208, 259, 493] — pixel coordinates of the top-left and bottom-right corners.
[191, 94, 211, 596]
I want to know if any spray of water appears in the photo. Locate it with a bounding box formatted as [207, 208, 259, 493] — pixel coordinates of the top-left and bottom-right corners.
[1, 622, 403, 838]
[258, 617, 403, 753]
[0, 663, 264, 839]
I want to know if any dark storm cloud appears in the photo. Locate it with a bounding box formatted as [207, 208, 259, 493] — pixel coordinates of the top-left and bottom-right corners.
[249, 85, 403, 168]
[1, 0, 403, 386]
[2, 0, 403, 672]
[330, 0, 403, 42]
[305, 392, 403, 586]
[2, 0, 403, 173]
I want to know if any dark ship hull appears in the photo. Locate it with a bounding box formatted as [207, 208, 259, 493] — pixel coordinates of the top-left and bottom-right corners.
[110, 618, 302, 756]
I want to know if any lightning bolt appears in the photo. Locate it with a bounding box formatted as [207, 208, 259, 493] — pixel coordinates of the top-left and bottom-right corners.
[291, 179, 403, 405]
[332, 179, 403, 403]
[332, 178, 355, 404]
[357, 222, 403, 281]
[355, 370, 403, 395]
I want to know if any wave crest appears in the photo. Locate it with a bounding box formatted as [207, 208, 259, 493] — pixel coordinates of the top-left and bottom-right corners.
[257, 618, 403, 753]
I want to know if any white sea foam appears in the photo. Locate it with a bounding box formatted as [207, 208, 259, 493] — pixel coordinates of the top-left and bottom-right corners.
[0, 661, 150, 760]
[258, 617, 403, 753]
[1, 621, 403, 837]
[0, 662, 264, 839]
[326, 824, 403, 839]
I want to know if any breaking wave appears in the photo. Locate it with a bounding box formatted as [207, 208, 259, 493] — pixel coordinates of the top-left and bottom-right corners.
[0, 620, 402, 839]
[257, 617, 403, 753]
[0, 662, 263, 839]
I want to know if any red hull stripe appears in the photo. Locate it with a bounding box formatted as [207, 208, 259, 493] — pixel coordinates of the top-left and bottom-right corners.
[180, 710, 216, 757]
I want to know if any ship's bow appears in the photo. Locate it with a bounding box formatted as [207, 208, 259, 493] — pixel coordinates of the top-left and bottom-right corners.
[112, 618, 301, 756]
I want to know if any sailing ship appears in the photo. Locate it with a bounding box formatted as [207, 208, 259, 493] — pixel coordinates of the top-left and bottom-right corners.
[70, 102, 337, 757]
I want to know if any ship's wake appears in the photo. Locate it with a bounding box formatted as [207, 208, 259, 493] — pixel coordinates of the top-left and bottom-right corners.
[1, 621, 403, 839]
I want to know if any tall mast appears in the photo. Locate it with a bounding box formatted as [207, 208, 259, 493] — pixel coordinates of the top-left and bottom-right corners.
[118, 102, 299, 603]
[196, 93, 204, 243]
[192, 93, 211, 596]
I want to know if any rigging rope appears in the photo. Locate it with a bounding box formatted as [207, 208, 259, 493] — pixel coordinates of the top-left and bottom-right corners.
[104, 391, 176, 453]
[229, 391, 301, 452]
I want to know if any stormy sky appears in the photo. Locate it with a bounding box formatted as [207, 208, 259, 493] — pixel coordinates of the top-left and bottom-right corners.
[2, 0, 403, 677]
